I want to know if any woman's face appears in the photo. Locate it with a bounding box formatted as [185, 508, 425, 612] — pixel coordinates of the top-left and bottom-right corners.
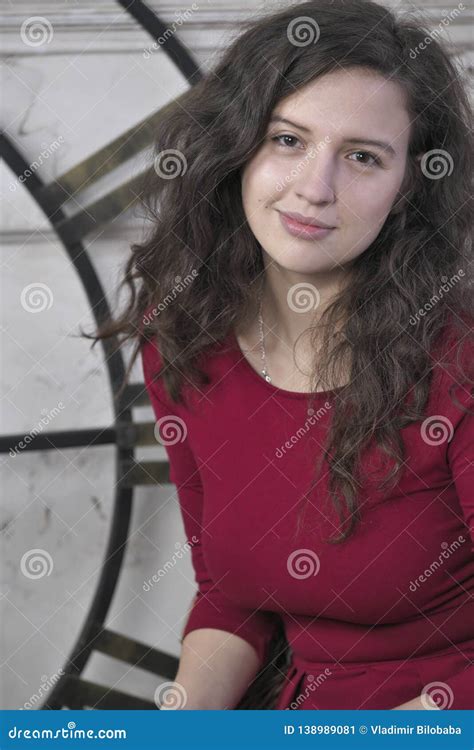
[241, 68, 412, 274]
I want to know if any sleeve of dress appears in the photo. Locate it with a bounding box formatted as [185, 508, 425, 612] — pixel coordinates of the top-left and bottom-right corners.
[444, 389, 474, 710]
[140, 337, 278, 667]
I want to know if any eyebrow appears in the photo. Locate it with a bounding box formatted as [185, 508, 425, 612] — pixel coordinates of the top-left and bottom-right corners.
[269, 115, 397, 157]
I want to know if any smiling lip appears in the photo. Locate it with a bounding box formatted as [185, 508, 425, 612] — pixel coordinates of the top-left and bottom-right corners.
[278, 211, 335, 239]
[280, 210, 335, 228]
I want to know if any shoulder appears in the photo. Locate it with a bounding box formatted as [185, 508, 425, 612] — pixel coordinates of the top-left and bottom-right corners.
[428, 311, 474, 416]
[140, 309, 237, 410]
[139, 302, 172, 406]
[431, 312, 473, 379]
[140, 331, 170, 409]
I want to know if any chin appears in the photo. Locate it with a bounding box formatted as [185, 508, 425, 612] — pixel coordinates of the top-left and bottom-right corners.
[272, 252, 336, 275]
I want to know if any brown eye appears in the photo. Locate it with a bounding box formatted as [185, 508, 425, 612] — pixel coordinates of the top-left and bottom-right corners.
[348, 151, 381, 167]
[271, 134, 301, 149]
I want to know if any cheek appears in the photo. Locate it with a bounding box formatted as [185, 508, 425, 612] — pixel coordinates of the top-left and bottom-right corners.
[347, 177, 402, 222]
[242, 155, 284, 207]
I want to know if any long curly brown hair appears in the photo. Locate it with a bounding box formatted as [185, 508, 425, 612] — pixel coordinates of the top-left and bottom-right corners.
[82, 0, 473, 543]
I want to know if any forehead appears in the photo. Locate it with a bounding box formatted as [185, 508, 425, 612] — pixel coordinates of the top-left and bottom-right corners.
[273, 68, 411, 149]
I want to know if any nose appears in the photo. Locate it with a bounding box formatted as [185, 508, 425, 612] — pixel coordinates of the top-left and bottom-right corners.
[293, 148, 336, 204]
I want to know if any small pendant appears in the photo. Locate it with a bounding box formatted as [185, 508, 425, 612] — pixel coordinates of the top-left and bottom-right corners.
[262, 369, 272, 383]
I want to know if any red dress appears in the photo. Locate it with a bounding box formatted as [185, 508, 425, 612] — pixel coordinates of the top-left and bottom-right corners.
[141, 324, 474, 710]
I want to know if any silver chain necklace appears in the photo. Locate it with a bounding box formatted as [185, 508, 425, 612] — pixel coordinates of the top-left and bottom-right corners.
[258, 294, 272, 383]
[257, 292, 316, 417]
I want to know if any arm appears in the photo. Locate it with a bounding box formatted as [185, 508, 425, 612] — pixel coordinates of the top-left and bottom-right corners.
[440, 403, 474, 709]
[141, 338, 278, 708]
[393, 396, 474, 710]
[163, 628, 262, 709]
[392, 695, 440, 710]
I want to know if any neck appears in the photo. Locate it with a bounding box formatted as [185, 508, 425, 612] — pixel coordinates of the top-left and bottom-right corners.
[259, 258, 350, 352]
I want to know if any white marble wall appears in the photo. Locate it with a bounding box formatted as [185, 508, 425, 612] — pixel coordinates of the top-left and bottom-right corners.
[0, 0, 472, 710]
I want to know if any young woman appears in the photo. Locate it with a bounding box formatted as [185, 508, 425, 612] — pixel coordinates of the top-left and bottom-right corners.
[88, 0, 473, 710]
